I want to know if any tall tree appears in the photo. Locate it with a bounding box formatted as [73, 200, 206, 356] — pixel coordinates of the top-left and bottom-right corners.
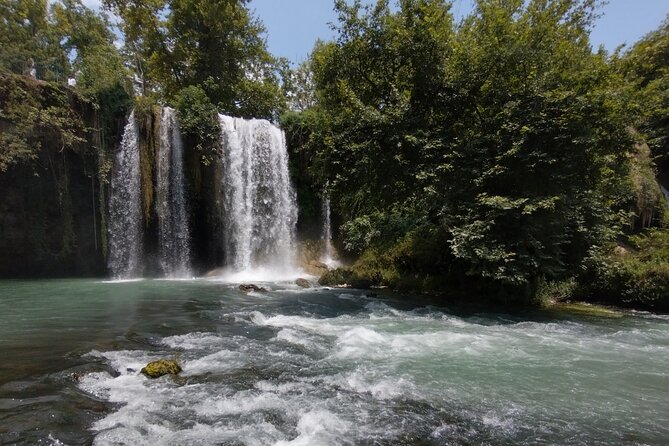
[306, 0, 634, 298]
[51, 0, 129, 102]
[621, 16, 669, 171]
[0, 0, 64, 79]
[104, 0, 285, 118]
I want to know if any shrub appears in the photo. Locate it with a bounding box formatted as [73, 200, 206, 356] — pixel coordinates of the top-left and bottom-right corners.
[578, 229, 669, 311]
[173, 85, 220, 165]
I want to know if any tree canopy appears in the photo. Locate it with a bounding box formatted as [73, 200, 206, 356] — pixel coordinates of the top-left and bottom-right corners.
[104, 0, 285, 118]
[288, 0, 639, 300]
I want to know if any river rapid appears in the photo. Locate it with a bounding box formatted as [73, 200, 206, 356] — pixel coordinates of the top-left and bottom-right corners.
[0, 279, 667, 445]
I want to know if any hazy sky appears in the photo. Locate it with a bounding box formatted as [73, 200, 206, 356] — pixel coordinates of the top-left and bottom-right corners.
[249, 0, 669, 63]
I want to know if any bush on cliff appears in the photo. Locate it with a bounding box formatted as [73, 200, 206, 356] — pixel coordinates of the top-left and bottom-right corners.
[577, 230, 669, 311]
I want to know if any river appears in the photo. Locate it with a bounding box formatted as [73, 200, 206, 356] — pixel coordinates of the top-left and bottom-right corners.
[0, 279, 667, 445]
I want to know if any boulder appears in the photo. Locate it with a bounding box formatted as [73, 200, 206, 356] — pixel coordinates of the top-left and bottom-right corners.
[239, 284, 268, 293]
[295, 278, 311, 288]
[141, 359, 182, 379]
[304, 260, 329, 277]
[204, 267, 226, 277]
[318, 268, 354, 287]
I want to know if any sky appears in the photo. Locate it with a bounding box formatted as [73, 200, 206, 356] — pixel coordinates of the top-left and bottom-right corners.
[80, 0, 669, 64]
[248, 0, 669, 64]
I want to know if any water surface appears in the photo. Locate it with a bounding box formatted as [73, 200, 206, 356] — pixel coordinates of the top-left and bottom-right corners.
[0, 279, 667, 445]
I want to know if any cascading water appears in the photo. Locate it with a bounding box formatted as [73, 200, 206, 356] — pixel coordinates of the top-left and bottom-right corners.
[108, 111, 143, 279]
[156, 107, 191, 278]
[321, 193, 340, 267]
[219, 115, 297, 275]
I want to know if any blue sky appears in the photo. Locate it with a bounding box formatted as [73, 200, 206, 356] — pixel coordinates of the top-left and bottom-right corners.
[249, 0, 669, 64]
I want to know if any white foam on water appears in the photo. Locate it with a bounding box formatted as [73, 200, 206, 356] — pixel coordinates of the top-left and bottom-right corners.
[161, 332, 225, 351]
[274, 410, 351, 446]
[192, 390, 289, 418]
[99, 278, 145, 284]
[183, 350, 246, 375]
[251, 312, 348, 337]
[321, 369, 419, 400]
[76, 292, 669, 446]
[274, 328, 328, 353]
[45, 434, 66, 446]
[206, 266, 306, 284]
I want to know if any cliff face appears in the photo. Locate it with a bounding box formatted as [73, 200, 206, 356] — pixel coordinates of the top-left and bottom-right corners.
[0, 73, 126, 278]
[0, 148, 105, 277]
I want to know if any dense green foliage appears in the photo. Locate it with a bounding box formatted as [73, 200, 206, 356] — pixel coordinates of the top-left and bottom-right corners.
[576, 230, 669, 311]
[103, 0, 285, 119]
[288, 0, 641, 303]
[621, 17, 669, 171]
[0, 0, 129, 101]
[0, 73, 85, 171]
[0, 0, 130, 169]
[173, 85, 221, 165]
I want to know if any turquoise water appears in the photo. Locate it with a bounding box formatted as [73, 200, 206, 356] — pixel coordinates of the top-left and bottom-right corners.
[0, 279, 667, 445]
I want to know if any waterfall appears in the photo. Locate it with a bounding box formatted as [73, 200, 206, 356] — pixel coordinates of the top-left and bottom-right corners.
[156, 107, 191, 278]
[219, 115, 297, 274]
[108, 111, 143, 279]
[321, 193, 340, 268]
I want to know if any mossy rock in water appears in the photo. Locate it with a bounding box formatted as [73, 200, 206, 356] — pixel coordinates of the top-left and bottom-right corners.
[295, 278, 311, 288]
[550, 302, 623, 318]
[141, 359, 182, 378]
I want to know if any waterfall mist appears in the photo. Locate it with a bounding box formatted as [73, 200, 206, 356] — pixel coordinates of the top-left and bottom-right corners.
[108, 111, 143, 279]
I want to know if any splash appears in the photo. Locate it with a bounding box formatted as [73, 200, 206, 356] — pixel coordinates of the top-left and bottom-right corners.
[219, 115, 298, 278]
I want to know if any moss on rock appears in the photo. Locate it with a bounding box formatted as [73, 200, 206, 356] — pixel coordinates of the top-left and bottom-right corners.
[140, 359, 182, 378]
[547, 302, 623, 318]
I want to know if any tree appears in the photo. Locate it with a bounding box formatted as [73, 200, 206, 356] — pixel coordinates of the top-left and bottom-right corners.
[51, 0, 130, 103]
[104, 0, 285, 118]
[620, 16, 669, 171]
[280, 58, 316, 112]
[0, 0, 65, 80]
[306, 0, 634, 300]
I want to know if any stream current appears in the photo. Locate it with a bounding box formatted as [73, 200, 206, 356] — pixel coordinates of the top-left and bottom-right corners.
[0, 279, 667, 445]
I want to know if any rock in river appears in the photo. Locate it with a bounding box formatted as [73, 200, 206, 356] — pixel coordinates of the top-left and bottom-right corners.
[239, 284, 268, 293]
[295, 278, 311, 288]
[141, 359, 182, 379]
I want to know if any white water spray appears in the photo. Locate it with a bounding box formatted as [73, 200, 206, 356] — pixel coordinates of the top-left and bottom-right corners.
[156, 107, 191, 277]
[219, 115, 297, 276]
[108, 111, 143, 279]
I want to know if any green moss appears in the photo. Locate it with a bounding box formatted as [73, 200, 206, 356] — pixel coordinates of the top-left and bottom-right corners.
[173, 85, 220, 166]
[0, 73, 85, 172]
[547, 302, 623, 318]
[140, 359, 182, 378]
